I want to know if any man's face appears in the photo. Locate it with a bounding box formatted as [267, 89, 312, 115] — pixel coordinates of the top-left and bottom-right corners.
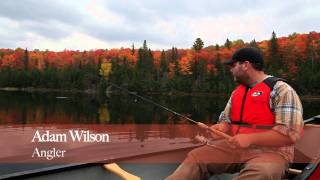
[228, 61, 249, 84]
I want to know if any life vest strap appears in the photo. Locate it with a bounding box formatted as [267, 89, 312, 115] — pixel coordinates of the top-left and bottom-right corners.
[263, 76, 286, 90]
[232, 121, 273, 130]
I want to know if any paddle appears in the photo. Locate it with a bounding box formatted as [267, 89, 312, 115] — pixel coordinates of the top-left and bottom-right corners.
[103, 163, 141, 180]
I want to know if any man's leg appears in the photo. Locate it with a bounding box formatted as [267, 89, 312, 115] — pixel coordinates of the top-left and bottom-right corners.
[234, 152, 288, 180]
[166, 140, 240, 180]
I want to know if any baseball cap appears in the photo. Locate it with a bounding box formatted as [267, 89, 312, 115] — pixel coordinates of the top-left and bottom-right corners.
[224, 47, 264, 66]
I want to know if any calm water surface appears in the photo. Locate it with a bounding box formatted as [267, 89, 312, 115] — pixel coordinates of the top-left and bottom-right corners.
[0, 91, 319, 125]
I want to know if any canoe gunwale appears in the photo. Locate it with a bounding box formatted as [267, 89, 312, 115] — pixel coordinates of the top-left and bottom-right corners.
[0, 144, 201, 179]
[1, 115, 319, 180]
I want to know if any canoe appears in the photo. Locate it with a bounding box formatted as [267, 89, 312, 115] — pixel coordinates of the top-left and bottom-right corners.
[0, 115, 319, 180]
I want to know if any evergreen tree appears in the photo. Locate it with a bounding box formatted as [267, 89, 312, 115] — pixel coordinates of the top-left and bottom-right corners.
[24, 48, 29, 70]
[193, 38, 204, 52]
[137, 41, 154, 71]
[143, 40, 148, 51]
[270, 31, 279, 59]
[214, 45, 222, 75]
[306, 33, 316, 70]
[131, 43, 135, 55]
[214, 57, 223, 76]
[249, 39, 258, 48]
[159, 50, 169, 90]
[224, 38, 231, 49]
[191, 58, 208, 92]
[160, 50, 168, 74]
[268, 31, 282, 74]
[134, 41, 156, 92]
[215, 44, 220, 51]
[171, 47, 178, 62]
[173, 59, 180, 77]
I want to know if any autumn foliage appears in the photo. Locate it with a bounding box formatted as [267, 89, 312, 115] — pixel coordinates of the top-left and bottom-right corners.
[0, 31, 320, 94]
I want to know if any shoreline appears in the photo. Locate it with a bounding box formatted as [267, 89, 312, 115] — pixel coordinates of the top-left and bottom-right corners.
[0, 87, 97, 94]
[0, 87, 319, 99]
[0, 87, 229, 97]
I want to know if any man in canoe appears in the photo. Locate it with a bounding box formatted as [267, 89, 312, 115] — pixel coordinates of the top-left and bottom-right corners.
[166, 47, 304, 180]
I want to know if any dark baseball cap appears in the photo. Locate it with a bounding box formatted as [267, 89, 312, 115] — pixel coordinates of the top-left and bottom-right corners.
[224, 47, 264, 66]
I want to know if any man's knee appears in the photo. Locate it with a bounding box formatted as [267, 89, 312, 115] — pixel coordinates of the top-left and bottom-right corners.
[185, 147, 209, 163]
[237, 163, 286, 179]
[258, 163, 285, 178]
[165, 162, 204, 180]
[186, 146, 231, 163]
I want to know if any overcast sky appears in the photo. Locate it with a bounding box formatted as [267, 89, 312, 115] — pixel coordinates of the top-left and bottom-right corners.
[0, 0, 319, 51]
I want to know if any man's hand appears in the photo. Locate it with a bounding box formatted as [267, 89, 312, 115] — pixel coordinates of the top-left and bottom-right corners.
[227, 134, 254, 148]
[209, 123, 230, 140]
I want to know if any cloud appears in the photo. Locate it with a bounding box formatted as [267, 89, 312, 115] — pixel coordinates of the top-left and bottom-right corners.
[273, 1, 320, 36]
[0, 0, 87, 47]
[19, 32, 110, 51]
[0, 17, 27, 48]
[0, 0, 84, 24]
[0, 0, 319, 50]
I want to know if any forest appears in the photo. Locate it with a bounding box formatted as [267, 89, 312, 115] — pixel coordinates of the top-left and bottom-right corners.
[0, 31, 319, 95]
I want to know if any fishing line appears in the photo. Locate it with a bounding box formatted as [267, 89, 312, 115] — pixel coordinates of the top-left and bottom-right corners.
[108, 82, 198, 124]
[107, 82, 231, 139]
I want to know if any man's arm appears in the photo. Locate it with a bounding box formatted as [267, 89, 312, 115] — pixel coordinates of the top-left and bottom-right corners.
[217, 94, 233, 125]
[228, 129, 294, 148]
[209, 94, 233, 139]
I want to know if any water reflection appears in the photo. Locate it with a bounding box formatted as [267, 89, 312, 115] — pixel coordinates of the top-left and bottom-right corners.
[0, 91, 100, 124]
[0, 91, 319, 124]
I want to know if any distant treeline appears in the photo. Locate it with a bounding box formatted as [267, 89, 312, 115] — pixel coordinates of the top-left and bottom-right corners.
[0, 31, 320, 95]
[0, 65, 101, 90]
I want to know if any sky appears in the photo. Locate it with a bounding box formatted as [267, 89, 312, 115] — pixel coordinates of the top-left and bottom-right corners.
[0, 0, 320, 51]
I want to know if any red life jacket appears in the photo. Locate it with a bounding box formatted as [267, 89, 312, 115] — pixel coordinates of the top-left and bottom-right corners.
[231, 77, 284, 135]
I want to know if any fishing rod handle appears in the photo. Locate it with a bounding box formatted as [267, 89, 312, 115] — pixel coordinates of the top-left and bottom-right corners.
[197, 122, 231, 140]
[197, 122, 209, 129]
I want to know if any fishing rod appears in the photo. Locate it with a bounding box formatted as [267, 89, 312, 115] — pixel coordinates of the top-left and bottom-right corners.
[108, 82, 231, 139]
[103, 82, 231, 180]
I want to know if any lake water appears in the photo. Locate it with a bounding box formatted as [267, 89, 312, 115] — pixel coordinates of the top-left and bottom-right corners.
[0, 91, 319, 125]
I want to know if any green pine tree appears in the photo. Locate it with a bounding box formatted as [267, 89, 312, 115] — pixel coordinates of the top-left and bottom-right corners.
[131, 43, 135, 55]
[24, 48, 29, 70]
[249, 39, 258, 48]
[224, 38, 231, 49]
[193, 38, 204, 52]
[268, 31, 282, 74]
